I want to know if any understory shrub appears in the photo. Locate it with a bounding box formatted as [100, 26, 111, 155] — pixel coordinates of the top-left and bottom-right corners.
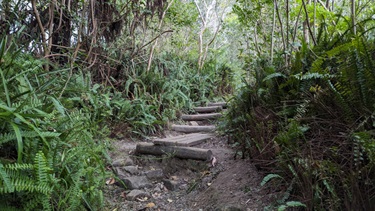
[222, 35, 375, 210]
[0, 37, 111, 210]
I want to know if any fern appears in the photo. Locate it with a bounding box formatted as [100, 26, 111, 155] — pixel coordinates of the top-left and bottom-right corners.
[261, 173, 283, 186]
[0, 163, 13, 193]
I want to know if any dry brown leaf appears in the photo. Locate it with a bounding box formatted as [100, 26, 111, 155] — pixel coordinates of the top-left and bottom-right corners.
[120, 192, 126, 198]
[146, 202, 155, 208]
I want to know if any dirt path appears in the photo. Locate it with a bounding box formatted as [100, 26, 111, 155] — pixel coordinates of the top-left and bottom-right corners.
[104, 131, 269, 210]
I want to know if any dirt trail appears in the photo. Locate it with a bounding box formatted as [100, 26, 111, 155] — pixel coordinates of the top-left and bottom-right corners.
[104, 102, 271, 210]
[104, 131, 269, 210]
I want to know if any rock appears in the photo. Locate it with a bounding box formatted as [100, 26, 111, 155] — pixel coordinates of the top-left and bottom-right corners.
[124, 166, 138, 175]
[113, 157, 134, 167]
[114, 167, 129, 178]
[126, 189, 151, 201]
[144, 169, 164, 179]
[163, 179, 179, 191]
[121, 176, 152, 190]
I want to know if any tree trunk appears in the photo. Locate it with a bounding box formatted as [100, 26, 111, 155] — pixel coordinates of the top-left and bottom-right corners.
[351, 0, 356, 35]
[146, 0, 175, 72]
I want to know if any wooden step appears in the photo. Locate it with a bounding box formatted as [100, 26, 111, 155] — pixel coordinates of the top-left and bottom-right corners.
[136, 143, 213, 160]
[207, 102, 227, 108]
[193, 106, 223, 113]
[153, 133, 214, 146]
[171, 124, 216, 133]
[181, 113, 222, 121]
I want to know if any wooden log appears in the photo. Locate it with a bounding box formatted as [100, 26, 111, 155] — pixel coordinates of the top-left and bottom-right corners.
[171, 124, 216, 133]
[153, 133, 214, 146]
[207, 102, 227, 108]
[181, 113, 222, 121]
[136, 143, 213, 160]
[193, 106, 222, 113]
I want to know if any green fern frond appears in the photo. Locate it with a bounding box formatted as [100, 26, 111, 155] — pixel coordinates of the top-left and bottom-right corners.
[327, 80, 354, 121]
[0, 131, 60, 145]
[0, 163, 14, 193]
[262, 72, 287, 82]
[34, 151, 51, 185]
[353, 50, 368, 107]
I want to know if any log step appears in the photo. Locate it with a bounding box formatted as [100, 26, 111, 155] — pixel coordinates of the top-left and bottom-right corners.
[171, 124, 216, 133]
[207, 102, 227, 108]
[136, 143, 213, 160]
[153, 133, 214, 146]
[181, 113, 222, 121]
[193, 106, 223, 113]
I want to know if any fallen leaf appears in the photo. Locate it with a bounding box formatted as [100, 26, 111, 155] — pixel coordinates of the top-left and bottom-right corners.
[146, 202, 155, 208]
[211, 156, 217, 167]
[167, 199, 173, 203]
[201, 170, 210, 176]
[137, 197, 148, 202]
[120, 192, 126, 198]
[105, 177, 116, 185]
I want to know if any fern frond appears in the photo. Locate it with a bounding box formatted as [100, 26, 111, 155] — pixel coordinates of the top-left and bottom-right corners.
[34, 151, 51, 185]
[353, 50, 368, 107]
[0, 163, 14, 193]
[0, 131, 60, 145]
[327, 80, 354, 121]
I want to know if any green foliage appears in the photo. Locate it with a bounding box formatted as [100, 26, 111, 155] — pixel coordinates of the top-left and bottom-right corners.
[0, 37, 110, 210]
[223, 12, 375, 209]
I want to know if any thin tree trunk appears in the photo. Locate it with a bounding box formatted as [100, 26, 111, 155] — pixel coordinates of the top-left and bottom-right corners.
[274, 0, 287, 64]
[271, 1, 276, 63]
[351, 0, 356, 35]
[286, 0, 290, 65]
[147, 0, 174, 72]
[302, 0, 317, 45]
[314, 0, 317, 38]
[194, 0, 207, 72]
[254, 23, 261, 56]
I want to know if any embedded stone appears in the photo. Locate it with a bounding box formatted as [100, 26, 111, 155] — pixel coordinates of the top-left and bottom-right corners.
[126, 189, 151, 201]
[112, 157, 134, 167]
[124, 166, 138, 175]
[163, 179, 179, 191]
[144, 169, 164, 179]
[121, 176, 152, 190]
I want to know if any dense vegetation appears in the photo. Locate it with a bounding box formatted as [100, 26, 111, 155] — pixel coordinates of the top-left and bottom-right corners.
[221, 0, 375, 210]
[0, 0, 234, 210]
[1, 0, 375, 210]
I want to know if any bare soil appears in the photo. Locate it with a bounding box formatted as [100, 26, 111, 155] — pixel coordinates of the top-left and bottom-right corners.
[104, 130, 271, 210]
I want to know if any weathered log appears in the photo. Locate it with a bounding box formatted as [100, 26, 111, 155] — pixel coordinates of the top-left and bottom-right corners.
[171, 124, 216, 133]
[207, 102, 227, 108]
[136, 143, 213, 160]
[181, 113, 222, 121]
[193, 106, 223, 113]
[153, 133, 214, 146]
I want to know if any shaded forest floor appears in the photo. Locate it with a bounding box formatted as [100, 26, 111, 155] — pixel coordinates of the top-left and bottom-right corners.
[104, 129, 275, 210]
